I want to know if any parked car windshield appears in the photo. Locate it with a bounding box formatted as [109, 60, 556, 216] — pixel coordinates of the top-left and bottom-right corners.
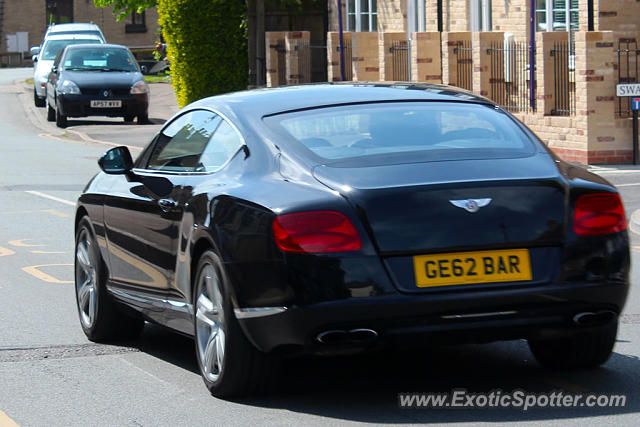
[63, 47, 138, 72]
[40, 39, 102, 60]
[264, 102, 537, 165]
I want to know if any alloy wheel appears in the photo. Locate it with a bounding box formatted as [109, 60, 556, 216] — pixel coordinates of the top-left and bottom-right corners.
[75, 229, 97, 328]
[195, 264, 226, 382]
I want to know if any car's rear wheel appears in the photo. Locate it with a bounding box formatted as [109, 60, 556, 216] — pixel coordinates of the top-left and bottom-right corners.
[528, 321, 618, 369]
[194, 250, 280, 398]
[55, 99, 67, 128]
[34, 89, 45, 107]
[75, 217, 144, 342]
[46, 103, 55, 121]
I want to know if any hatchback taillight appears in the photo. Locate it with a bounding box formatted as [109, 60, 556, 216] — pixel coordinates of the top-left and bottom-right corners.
[573, 193, 627, 236]
[272, 211, 362, 253]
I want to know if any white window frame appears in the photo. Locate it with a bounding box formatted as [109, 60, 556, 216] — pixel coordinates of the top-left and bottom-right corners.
[469, 0, 492, 32]
[346, 0, 378, 32]
[536, 0, 579, 32]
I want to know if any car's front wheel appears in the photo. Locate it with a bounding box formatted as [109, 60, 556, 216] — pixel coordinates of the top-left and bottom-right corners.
[194, 250, 280, 398]
[75, 217, 144, 342]
[528, 321, 618, 369]
[46, 103, 55, 121]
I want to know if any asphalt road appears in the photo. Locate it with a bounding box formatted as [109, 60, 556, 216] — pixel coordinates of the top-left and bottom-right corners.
[1, 68, 640, 426]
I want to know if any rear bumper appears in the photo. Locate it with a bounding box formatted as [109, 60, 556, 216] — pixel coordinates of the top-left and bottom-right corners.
[58, 93, 148, 118]
[238, 280, 628, 353]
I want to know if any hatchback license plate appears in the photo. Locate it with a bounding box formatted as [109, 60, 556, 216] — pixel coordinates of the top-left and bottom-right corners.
[90, 100, 121, 108]
[413, 249, 532, 288]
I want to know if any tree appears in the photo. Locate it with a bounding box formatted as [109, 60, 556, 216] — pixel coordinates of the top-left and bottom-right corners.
[94, 0, 247, 107]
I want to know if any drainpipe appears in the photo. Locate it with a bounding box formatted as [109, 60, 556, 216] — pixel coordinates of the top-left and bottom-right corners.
[337, 0, 345, 81]
[529, 0, 536, 110]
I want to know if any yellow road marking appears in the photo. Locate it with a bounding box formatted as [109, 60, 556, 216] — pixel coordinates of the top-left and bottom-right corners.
[44, 209, 70, 218]
[8, 239, 45, 248]
[0, 246, 15, 257]
[22, 264, 73, 284]
[29, 250, 66, 254]
[0, 410, 19, 426]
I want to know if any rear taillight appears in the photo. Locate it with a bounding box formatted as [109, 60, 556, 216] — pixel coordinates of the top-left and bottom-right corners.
[272, 211, 362, 253]
[573, 193, 627, 236]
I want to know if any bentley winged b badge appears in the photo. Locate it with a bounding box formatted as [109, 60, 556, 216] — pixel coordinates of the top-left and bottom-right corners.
[449, 198, 492, 213]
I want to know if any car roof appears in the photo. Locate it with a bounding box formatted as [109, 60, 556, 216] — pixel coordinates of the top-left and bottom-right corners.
[191, 83, 493, 117]
[44, 34, 103, 42]
[64, 43, 129, 50]
[48, 23, 101, 32]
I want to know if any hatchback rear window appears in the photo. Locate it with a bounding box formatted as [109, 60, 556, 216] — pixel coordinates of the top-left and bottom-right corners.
[263, 102, 536, 164]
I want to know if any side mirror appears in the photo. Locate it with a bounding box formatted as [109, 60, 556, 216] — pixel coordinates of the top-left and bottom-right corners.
[51, 65, 57, 73]
[30, 46, 40, 56]
[98, 146, 134, 174]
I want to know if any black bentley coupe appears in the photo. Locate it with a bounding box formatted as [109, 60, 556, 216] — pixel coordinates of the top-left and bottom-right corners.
[74, 83, 629, 398]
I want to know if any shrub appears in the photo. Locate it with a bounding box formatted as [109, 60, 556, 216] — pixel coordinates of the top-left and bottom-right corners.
[157, 0, 247, 107]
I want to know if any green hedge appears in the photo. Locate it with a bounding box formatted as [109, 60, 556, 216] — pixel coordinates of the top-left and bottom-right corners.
[158, 0, 247, 107]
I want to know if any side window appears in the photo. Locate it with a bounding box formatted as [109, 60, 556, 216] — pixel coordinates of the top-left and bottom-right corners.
[199, 120, 244, 172]
[146, 110, 221, 172]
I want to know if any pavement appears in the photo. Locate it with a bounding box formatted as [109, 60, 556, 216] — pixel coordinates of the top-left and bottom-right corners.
[16, 67, 180, 154]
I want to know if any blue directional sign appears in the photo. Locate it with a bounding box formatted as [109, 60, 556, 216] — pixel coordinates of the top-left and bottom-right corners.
[633, 97, 640, 111]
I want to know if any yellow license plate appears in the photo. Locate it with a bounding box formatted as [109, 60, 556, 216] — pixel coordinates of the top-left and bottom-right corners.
[413, 249, 532, 288]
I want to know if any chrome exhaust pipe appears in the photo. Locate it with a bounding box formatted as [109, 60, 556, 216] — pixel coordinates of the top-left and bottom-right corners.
[316, 330, 349, 344]
[573, 310, 616, 326]
[316, 328, 378, 344]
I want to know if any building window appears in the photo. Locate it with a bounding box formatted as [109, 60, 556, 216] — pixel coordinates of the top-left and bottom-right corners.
[126, 11, 147, 33]
[469, 0, 492, 32]
[346, 0, 378, 32]
[536, 0, 579, 31]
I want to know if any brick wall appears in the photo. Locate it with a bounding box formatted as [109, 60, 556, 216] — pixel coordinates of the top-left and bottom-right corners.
[1, 0, 158, 53]
[491, 1, 529, 40]
[379, 0, 404, 32]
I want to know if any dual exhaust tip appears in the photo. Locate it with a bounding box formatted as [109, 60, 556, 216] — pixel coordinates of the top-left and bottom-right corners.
[316, 328, 378, 345]
[316, 311, 614, 344]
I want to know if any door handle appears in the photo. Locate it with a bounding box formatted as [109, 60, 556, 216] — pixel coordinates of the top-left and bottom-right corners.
[158, 199, 178, 212]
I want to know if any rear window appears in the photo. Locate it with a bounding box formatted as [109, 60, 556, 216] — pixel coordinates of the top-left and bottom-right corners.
[41, 39, 102, 60]
[263, 102, 537, 164]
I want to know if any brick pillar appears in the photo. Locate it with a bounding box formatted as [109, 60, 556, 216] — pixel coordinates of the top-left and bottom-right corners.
[472, 32, 503, 98]
[352, 32, 380, 81]
[575, 31, 628, 163]
[327, 31, 352, 82]
[411, 32, 442, 83]
[537, 32, 569, 115]
[285, 31, 310, 85]
[441, 32, 471, 87]
[381, 32, 406, 81]
[265, 32, 285, 87]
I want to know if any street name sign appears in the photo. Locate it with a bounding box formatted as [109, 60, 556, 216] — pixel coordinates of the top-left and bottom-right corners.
[616, 83, 640, 97]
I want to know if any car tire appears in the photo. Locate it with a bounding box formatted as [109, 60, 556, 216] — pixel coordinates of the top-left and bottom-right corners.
[34, 89, 45, 108]
[46, 103, 55, 122]
[528, 321, 618, 370]
[75, 217, 145, 342]
[137, 113, 149, 124]
[55, 99, 67, 128]
[193, 250, 280, 398]
[123, 114, 135, 123]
